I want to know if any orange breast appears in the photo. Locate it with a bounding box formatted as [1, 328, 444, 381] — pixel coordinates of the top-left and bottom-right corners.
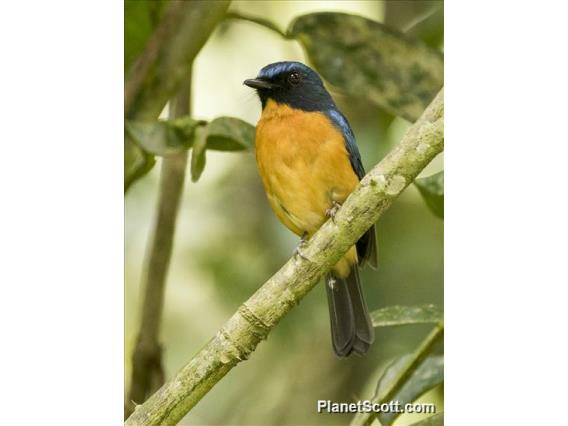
[256, 98, 357, 224]
[255, 100, 359, 276]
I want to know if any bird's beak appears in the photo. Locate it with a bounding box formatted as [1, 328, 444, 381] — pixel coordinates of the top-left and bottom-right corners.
[243, 78, 278, 90]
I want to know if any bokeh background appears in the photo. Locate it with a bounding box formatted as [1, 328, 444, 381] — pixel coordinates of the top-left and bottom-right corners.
[125, 1, 443, 425]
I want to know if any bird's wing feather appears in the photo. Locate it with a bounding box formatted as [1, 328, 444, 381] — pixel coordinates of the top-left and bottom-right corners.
[325, 109, 365, 179]
[325, 108, 378, 268]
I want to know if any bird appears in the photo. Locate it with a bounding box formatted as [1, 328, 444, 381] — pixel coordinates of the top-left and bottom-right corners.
[244, 61, 377, 357]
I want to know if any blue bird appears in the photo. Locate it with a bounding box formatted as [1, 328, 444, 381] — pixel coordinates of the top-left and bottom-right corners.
[245, 61, 377, 357]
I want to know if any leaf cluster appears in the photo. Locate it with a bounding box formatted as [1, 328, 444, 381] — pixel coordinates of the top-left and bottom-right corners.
[126, 116, 254, 182]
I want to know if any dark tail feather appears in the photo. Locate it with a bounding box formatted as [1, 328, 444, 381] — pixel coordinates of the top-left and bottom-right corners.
[325, 267, 374, 357]
[357, 225, 378, 269]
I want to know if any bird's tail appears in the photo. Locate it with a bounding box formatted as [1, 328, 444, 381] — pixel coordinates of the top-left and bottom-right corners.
[325, 265, 374, 357]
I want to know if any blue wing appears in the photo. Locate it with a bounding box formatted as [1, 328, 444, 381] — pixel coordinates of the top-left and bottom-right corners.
[325, 109, 366, 179]
[325, 108, 378, 268]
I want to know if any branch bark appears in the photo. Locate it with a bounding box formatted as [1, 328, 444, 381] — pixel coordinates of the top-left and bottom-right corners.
[125, 89, 444, 426]
[125, 76, 191, 419]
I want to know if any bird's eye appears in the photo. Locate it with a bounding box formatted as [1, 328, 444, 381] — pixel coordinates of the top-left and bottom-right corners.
[288, 72, 301, 86]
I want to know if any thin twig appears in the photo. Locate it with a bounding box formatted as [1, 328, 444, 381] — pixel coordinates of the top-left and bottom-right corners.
[125, 89, 444, 426]
[351, 322, 444, 426]
[125, 75, 191, 419]
[225, 11, 290, 39]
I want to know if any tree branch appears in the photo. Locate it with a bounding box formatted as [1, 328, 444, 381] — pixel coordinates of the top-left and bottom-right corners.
[125, 75, 191, 419]
[125, 89, 444, 426]
[125, 0, 230, 120]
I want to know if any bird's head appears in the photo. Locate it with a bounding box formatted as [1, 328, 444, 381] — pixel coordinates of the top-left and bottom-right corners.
[244, 61, 335, 111]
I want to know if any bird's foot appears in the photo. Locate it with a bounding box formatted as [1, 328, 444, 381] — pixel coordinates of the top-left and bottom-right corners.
[326, 201, 342, 222]
[294, 232, 309, 261]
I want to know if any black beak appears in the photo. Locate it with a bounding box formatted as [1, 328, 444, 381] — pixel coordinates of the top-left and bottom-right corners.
[243, 78, 278, 90]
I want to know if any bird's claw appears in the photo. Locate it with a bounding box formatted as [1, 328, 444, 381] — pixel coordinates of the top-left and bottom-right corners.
[326, 201, 342, 222]
[294, 246, 309, 261]
[294, 233, 309, 261]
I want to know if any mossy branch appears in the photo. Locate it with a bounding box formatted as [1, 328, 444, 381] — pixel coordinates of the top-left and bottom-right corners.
[125, 89, 444, 426]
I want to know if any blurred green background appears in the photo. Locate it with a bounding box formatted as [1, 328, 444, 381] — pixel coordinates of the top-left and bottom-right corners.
[125, 1, 443, 425]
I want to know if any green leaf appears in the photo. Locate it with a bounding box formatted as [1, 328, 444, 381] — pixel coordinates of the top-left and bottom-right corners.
[288, 12, 443, 122]
[409, 412, 444, 426]
[205, 117, 255, 151]
[124, 0, 167, 72]
[124, 132, 155, 192]
[371, 305, 443, 328]
[125, 116, 201, 156]
[415, 171, 444, 219]
[124, 116, 254, 187]
[191, 127, 207, 182]
[376, 355, 444, 426]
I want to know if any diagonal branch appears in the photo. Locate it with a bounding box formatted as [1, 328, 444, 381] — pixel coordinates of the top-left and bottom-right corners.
[351, 322, 444, 426]
[125, 0, 230, 120]
[125, 89, 444, 426]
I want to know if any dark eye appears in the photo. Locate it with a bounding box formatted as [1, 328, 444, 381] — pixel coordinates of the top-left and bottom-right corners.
[288, 72, 301, 86]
